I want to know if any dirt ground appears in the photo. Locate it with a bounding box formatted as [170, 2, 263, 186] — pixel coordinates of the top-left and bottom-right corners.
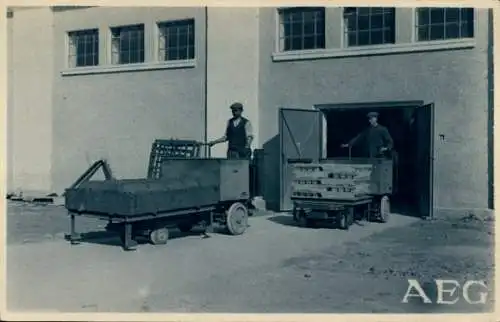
[5, 201, 495, 314]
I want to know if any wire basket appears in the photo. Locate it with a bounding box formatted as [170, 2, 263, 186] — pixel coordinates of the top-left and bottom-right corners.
[147, 139, 203, 179]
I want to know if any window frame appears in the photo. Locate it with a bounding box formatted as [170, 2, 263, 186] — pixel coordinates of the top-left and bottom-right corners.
[276, 6, 327, 53]
[342, 7, 397, 48]
[273, 6, 477, 62]
[66, 28, 100, 69]
[156, 18, 196, 62]
[411, 7, 477, 42]
[109, 23, 146, 66]
[62, 19, 197, 76]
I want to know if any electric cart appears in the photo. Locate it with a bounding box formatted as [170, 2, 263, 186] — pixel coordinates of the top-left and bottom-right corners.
[291, 148, 393, 230]
[64, 140, 251, 251]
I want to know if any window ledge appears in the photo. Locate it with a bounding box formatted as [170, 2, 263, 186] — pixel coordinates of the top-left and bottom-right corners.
[61, 59, 196, 76]
[272, 39, 476, 62]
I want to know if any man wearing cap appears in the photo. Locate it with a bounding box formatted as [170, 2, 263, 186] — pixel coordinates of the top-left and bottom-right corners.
[341, 111, 393, 158]
[208, 102, 253, 159]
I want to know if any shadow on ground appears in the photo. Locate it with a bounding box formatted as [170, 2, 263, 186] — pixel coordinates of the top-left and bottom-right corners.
[267, 213, 384, 229]
[65, 226, 232, 248]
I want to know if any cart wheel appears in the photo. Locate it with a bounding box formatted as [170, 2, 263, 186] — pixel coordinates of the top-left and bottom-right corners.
[298, 216, 315, 228]
[379, 196, 391, 223]
[149, 227, 169, 245]
[226, 202, 249, 235]
[178, 222, 194, 233]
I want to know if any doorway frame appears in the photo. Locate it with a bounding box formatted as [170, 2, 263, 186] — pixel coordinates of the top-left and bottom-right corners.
[314, 100, 425, 158]
[312, 100, 434, 218]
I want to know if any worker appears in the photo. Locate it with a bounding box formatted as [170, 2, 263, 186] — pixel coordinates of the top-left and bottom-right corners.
[208, 102, 253, 159]
[341, 111, 394, 158]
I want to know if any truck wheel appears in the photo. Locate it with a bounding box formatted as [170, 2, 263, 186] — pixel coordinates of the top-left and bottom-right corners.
[299, 217, 315, 228]
[226, 202, 248, 235]
[149, 227, 169, 245]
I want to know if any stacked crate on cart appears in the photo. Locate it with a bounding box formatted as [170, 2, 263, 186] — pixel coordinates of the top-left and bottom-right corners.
[291, 163, 374, 200]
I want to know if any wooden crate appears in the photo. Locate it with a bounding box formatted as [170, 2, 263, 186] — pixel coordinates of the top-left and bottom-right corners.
[291, 158, 393, 198]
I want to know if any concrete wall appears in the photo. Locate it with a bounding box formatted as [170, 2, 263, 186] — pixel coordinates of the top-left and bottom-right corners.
[8, 7, 54, 194]
[258, 8, 491, 212]
[206, 7, 260, 157]
[51, 7, 207, 193]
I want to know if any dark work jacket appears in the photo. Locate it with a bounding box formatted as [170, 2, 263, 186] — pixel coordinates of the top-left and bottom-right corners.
[349, 124, 394, 158]
[226, 117, 248, 152]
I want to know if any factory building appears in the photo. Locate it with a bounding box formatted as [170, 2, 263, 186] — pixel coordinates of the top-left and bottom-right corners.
[7, 6, 494, 218]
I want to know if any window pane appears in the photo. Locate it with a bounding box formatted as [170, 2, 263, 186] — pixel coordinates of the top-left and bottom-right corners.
[345, 16, 357, 31]
[343, 7, 395, 47]
[347, 32, 357, 46]
[371, 14, 384, 28]
[284, 37, 292, 51]
[303, 11, 316, 22]
[316, 34, 325, 48]
[445, 23, 460, 39]
[370, 30, 384, 45]
[358, 8, 370, 16]
[358, 15, 370, 30]
[167, 48, 178, 60]
[384, 29, 395, 43]
[417, 26, 429, 41]
[460, 8, 474, 22]
[303, 35, 315, 49]
[384, 12, 395, 27]
[179, 33, 188, 46]
[291, 36, 302, 50]
[279, 8, 325, 51]
[417, 8, 430, 25]
[430, 24, 445, 40]
[168, 33, 177, 47]
[316, 19, 325, 34]
[446, 8, 460, 22]
[358, 31, 370, 45]
[430, 8, 445, 23]
[371, 7, 385, 15]
[291, 22, 302, 36]
[461, 21, 474, 38]
[289, 11, 302, 22]
[304, 21, 314, 34]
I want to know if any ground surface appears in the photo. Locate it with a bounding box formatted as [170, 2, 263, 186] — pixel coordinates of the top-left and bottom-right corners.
[6, 201, 495, 313]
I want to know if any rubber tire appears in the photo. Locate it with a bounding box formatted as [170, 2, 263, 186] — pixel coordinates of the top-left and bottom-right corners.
[226, 202, 249, 235]
[298, 216, 315, 228]
[149, 227, 169, 245]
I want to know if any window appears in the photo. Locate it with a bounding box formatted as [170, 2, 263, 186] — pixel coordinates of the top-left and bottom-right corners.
[110, 24, 145, 65]
[343, 7, 396, 47]
[67, 29, 99, 68]
[278, 7, 325, 52]
[158, 19, 195, 61]
[416, 8, 474, 41]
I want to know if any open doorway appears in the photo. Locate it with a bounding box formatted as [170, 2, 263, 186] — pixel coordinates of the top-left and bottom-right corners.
[321, 105, 429, 218]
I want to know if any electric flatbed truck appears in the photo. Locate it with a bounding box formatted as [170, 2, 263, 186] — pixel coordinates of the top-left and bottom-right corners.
[291, 154, 393, 230]
[64, 140, 251, 251]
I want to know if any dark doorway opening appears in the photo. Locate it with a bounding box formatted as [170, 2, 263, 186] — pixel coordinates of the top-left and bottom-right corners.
[322, 106, 428, 218]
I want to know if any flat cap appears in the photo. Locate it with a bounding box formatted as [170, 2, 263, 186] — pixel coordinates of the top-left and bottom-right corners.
[366, 111, 379, 118]
[230, 102, 244, 110]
